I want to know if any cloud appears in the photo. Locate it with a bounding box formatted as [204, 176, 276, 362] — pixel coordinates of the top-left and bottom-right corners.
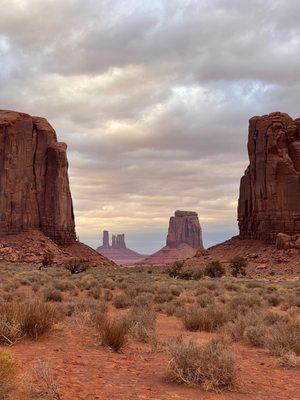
[0, 0, 299, 252]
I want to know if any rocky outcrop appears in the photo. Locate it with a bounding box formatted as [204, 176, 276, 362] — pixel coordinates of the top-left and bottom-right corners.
[167, 210, 203, 248]
[0, 110, 76, 244]
[115, 234, 126, 249]
[238, 112, 300, 242]
[97, 230, 147, 265]
[276, 233, 300, 250]
[102, 230, 109, 248]
[141, 210, 204, 265]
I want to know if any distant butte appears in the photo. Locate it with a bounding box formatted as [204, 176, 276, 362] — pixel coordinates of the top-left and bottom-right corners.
[97, 230, 147, 265]
[141, 210, 204, 265]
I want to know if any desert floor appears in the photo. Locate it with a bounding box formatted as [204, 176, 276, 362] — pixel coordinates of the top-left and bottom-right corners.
[0, 263, 299, 400]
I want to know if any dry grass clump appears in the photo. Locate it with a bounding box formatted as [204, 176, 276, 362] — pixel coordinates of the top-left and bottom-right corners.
[182, 304, 232, 332]
[43, 287, 63, 302]
[0, 351, 20, 399]
[34, 359, 62, 400]
[96, 316, 129, 352]
[265, 319, 300, 356]
[0, 300, 59, 343]
[113, 294, 132, 309]
[221, 311, 265, 343]
[168, 338, 238, 391]
[127, 306, 157, 346]
[87, 286, 101, 300]
[278, 351, 299, 369]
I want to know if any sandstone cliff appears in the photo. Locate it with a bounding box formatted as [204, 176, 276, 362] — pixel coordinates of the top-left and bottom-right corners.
[238, 112, 300, 241]
[0, 110, 75, 244]
[167, 210, 203, 248]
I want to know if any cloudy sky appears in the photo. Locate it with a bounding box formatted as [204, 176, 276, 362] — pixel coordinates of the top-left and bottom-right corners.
[1, 0, 300, 253]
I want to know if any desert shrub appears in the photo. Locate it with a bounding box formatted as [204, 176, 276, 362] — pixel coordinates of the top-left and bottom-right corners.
[19, 300, 59, 339]
[163, 302, 178, 317]
[263, 311, 289, 326]
[204, 261, 225, 278]
[34, 359, 62, 400]
[87, 286, 101, 300]
[168, 338, 237, 391]
[170, 285, 181, 297]
[127, 306, 157, 345]
[167, 261, 185, 278]
[53, 279, 74, 292]
[267, 294, 282, 307]
[43, 287, 63, 302]
[65, 258, 88, 274]
[221, 311, 264, 343]
[228, 294, 262, 313]
[224, 282, 241, 292]
[0, 301, 59, 342]
[243, 325, 266, 347]
[0, 351, 20, 399]
[97, 316, 129, 352]
[196, 293, 213, 308]
[41, 250, 54, 269]
[154, 292, 174, 304]
[265, 319, 300, 356]
[229, 256, 247, 277]
[103, 289, 113, 301]
[278, 351, 298, 368]
[181, 304, 231, 332]
[113, 295, 132, 309]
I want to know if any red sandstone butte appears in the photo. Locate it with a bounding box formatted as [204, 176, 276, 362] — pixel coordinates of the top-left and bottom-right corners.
[0, 109, 115, 267]
[238, 112, 300, 242]
[141, 210, 204, 265]
[0, 110, 75, 244]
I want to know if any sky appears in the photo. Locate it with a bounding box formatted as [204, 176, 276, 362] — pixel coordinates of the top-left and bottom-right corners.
[0, 0, 300, 253]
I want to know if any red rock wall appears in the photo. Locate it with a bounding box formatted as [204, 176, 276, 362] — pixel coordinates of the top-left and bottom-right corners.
[238, 112, 300, 241]
[0, 110, 76, 244]
[166, 210, 203, 248]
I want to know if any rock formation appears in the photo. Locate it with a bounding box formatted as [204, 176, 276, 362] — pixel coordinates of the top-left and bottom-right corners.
[141, 210, 204, 265]
[0, 109, 115, 268]
[167, 210, 203, 248]
[276, 233, 300, 250]
[97, 231, 147, 265]
[0, 110, 75, 244]
[238, 112, 300, 242]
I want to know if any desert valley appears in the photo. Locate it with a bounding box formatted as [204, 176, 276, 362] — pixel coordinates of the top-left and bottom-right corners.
[0, 1, 299, 400]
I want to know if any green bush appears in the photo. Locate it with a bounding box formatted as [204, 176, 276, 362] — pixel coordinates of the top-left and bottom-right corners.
[204, 261, 225, 278]
[65, 258, 88, 274]
[40, 250, 54, 269]
[229, 256, 247, 277]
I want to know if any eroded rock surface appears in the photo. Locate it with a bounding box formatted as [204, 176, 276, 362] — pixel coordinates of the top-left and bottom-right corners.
[0, 110, 76, 244]
[167, 210, 203, 248]
[238, 112, 300, 241]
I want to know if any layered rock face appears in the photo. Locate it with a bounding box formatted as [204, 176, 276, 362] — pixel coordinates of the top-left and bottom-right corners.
[0, 110, 76, 244]
[166, 210, 203, 248]
[238, 112, 300, 242]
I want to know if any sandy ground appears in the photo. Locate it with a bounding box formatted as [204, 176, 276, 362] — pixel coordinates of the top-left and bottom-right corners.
[6, 312, 299, 400]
